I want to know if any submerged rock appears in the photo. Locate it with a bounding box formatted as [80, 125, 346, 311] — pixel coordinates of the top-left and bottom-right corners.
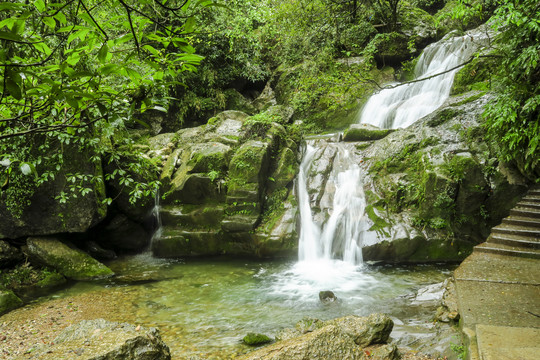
[319, 290, 337, 304]
[29, 319, 171, 360]
[25, 237, 114, 281]
[239, 314, 397, 360]
[243, 333, 273, 346]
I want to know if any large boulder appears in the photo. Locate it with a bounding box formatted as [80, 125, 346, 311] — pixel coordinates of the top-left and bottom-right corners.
[356, 92, 529, 263]
[25, 237, 114, 280]
[29, 319, 171, 360]
[0, 145, 107, 239]
[343, 124, 394, 142]
[239, 314, 398, 360]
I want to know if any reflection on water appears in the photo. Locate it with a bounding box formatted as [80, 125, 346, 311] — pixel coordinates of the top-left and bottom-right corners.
[41, 255, 456, 359]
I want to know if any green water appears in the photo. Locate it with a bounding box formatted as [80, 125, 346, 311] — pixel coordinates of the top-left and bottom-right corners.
[44, 254, 457, 359]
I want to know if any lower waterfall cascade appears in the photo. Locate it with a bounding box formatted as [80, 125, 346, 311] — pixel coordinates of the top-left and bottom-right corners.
[296, 27, 491, 267]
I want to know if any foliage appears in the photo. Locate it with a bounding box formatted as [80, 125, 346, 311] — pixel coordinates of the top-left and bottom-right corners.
[0, 0, 213, 216]
[453, 0, 540, 179]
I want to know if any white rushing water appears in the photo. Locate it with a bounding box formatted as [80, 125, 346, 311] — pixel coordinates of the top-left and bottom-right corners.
[296, 141, 368, 277]
[359, 30, 489, 129]
[293, 29, 489, 280]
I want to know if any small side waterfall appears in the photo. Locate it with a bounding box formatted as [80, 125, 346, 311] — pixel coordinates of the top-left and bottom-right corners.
[359, 31, 488, 129]
[150, 188, 162, 246]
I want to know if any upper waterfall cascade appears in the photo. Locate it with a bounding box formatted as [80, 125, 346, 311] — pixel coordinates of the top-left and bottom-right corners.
[359, 29, 490, 129]
[297, 29, 489, 266]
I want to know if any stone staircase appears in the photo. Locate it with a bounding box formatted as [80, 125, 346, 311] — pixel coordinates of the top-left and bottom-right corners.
[474, 186, 540, 259]
[454, 185, 540, 360]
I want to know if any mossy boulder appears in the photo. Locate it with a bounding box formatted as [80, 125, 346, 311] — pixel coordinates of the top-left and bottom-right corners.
[343, 124, 394, 142]
[151, 229, 223, 257]
[224, 88, 257, 115]
[0, 288, 22, 315]
[238, 314, 397, 360]
[25, 237, 114, 281]
[229, 141, 270, 184]
[0, 143, 107, 239]
[243, 333, 272, 346]
[187, 142, 232, 174]
[168, 173, 224, 204]
[355, 93, 528, 263]
[29, 319, 171, 360]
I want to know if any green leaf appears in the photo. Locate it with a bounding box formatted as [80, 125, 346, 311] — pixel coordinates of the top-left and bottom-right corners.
[33, 41, 52, 56]
[6, 78, 22, 100]
[184, 16, 196, 33]
[143, 44, 160, 57]
[43, 16, 56, 29]
[54, 12, 67, 25]
[99, 64, 119, 75]
[0, 3, 25, 11]
[35, 0, 45, 12]
[65, 52, 81, 66]
[0, 31, 23, 42]
[97, 43, 108, 63]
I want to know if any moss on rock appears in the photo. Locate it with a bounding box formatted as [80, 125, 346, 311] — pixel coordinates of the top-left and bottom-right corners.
[343, 124, 394, 142]
[25, 237, 114, 281]
[0, 289, 23, 315]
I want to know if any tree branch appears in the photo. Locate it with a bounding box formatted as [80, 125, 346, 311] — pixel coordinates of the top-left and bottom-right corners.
[79, 0, 109, 41]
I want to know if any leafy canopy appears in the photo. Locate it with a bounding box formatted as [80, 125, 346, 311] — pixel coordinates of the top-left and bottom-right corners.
[0, 0, 215, 211]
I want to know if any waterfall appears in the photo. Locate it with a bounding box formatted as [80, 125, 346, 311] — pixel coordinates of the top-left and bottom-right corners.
[296, 29, 489, 268]
[297, 141, 367, 265]
[150, 187, 162, 245]
[359, 30, 489, 129]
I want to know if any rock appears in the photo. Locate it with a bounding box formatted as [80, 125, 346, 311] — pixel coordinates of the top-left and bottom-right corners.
[0, 240, 23, 268]
[239, 314, 397, 360]
[84, 240, 117, 260]
[243, 333, 273, 346]
[319, 290, 337, 304]
[0, 289, 23, 315]
[355, 93, 529, 263]
[343, 124, 394, 142]
[225, 88, 257, 115]
[98, 214, 151, 252]
[168, 173, 223, 204]
[29, 318, 171, 360]
[25, 237, 114, 280]
[252, 82, 277, 111]
[0, 143, 107, 239]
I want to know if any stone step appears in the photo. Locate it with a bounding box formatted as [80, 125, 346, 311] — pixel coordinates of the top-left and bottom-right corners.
[491, 224, 540, 239]
[502, 216, 540, 229]
[488, 233, 540, 249]
[515, 201, 540, 211]
[528, 188, 540, 196]
[510, 207, 540, 220]
[474, 242, 540, 259]
[521, 194, 540, 203]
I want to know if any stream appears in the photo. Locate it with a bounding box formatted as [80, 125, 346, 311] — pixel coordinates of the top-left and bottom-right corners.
[34, 254, 457, 359]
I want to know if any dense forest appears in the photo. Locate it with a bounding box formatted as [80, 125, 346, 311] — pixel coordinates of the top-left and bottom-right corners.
[0, 0, 538, 219]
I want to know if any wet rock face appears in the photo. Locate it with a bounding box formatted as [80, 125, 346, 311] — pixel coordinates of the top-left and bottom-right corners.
[29, 319, 171, 360]
[239, 314, 398, 360]
[25, 237, 114, 281]
[354, 93, 529, 263]
[148, 110, 299, 258]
